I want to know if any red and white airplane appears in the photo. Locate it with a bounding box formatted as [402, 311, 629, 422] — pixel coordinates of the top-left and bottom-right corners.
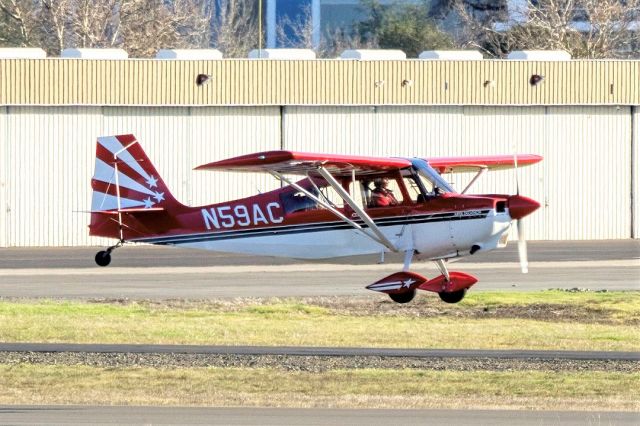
[90, 134, 542, 304]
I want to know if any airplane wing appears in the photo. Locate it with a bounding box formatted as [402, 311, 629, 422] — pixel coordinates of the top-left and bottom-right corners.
[195, 151, 412, 177]
[198, 150, 410, 252]
[426, 154, 543, 174]
[196, 151, 541, 253]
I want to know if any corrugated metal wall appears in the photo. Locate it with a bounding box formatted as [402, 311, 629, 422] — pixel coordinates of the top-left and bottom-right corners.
[188, 107, 280, 205]
[1, 106, 279, 246]
[3, 107, 102, 246]
[0, 105, 636, 245]
[1, 59, 638, 106]
[284, 105, 632, 240]
[634, 106, 639, 238]
[545, 106, 631, 239]
[0, 107, 6, 247]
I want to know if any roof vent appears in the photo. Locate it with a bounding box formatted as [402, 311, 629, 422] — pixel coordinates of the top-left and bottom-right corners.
[61, 48, 128, 59]
[156, 49, 223, 60]
[248, 49, 316, 59]
[340, 49, 406, 60]
[419, 50, 483, 60]
[0, 48, 46, 59]
[507, 50, 571, 60]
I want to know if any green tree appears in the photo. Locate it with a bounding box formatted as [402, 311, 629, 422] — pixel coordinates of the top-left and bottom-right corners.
[357, 0, 456, 57]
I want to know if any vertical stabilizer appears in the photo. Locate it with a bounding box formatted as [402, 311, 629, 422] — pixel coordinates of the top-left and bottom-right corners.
[89, 134, 182, 239]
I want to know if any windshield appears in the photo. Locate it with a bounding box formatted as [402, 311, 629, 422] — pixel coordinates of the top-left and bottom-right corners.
[410, 158, 456, 194]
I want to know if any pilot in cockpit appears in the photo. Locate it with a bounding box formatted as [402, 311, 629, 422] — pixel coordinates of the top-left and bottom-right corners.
[370, 178, 399, 207]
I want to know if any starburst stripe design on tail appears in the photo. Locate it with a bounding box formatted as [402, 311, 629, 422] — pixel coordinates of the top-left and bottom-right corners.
[91, 135, 167, 212]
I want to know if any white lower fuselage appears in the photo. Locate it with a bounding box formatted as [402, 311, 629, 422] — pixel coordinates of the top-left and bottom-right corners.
[136, 207, 512, 261]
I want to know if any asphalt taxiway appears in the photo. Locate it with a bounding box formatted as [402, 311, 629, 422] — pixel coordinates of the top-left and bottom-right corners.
[0, 241, 638, 299]
[1, 406, 638, 425]
[2, 343, 638, 360]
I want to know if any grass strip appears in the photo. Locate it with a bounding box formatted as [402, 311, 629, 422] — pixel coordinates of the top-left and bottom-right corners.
[0, 291, 638, 351]
[0, 364, 637, 411]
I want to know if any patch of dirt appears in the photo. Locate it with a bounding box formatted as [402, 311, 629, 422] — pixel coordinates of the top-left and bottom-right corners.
[82, 295, 636, 325]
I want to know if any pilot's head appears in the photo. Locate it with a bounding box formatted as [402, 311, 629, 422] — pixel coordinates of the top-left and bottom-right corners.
[374, 178, 389, 189]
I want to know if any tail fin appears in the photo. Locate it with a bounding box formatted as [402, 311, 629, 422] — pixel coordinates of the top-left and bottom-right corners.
[89, 134, 182, 239]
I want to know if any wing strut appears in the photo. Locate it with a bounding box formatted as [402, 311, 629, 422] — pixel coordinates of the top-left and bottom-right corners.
[316, 167, 399, 252]
[269, 171, 390, 248]
[461, 166, 488, 194]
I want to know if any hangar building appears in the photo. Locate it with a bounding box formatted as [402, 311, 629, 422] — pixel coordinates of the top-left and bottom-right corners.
[0, 50, 638, 246]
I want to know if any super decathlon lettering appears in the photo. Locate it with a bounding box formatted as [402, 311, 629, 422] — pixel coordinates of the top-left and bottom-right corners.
[454, 210, 483, 217]
[201, 202, 283, 230]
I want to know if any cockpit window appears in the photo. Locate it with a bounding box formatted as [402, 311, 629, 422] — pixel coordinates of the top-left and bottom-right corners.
[402, 174, 424, 202]
[280, 187, 319, 214]
[410, 158, 456, 195]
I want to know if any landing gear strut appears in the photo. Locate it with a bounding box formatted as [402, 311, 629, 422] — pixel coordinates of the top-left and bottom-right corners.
[434, 259, 467, 304]
[95, 241, 124, 267]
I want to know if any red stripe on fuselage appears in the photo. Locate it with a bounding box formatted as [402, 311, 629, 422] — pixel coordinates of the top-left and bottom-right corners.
[99, 189, 505, 241]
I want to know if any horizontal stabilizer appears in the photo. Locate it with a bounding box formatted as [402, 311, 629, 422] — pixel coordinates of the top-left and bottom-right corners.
[91, 207, 165, 215]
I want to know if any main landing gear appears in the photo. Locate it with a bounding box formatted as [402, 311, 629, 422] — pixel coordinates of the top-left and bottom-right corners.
[94, 241, 123, 267]
[434, 259, 466, 304]
[365, 253, 478, 304]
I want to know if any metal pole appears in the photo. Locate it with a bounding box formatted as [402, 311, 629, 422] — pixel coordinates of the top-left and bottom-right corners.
[311, 0, 321, 49]
[258, 0, 263, 55]
[267, 0, 276, 48]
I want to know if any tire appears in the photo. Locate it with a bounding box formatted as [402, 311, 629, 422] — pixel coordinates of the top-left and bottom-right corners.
[389, 289, 416, 304]
[438, 288, 466, 304]
[95, 250, 111, 267]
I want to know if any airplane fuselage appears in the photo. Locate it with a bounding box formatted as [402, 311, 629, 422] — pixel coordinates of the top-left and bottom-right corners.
[112, 187, 512, 262]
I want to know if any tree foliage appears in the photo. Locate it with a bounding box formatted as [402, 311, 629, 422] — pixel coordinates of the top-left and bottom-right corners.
[357, 0, 456, 57]
[1, 0, 637, 59]
[457, 0, 640, 58]
[276, 4, 376, 58]
[211, 0, 260, 58]
[0, 0, 256, 57]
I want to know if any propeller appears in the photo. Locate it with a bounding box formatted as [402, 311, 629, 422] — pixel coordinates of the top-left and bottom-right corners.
[517, 217, 528, 274]
[513, 152, 528, 274]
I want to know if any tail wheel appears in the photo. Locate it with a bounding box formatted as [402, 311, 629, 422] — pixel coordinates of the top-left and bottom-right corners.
[438, 288, 466, 304]
[389, 289, 416, 304]
[95, 251, 111, 267]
